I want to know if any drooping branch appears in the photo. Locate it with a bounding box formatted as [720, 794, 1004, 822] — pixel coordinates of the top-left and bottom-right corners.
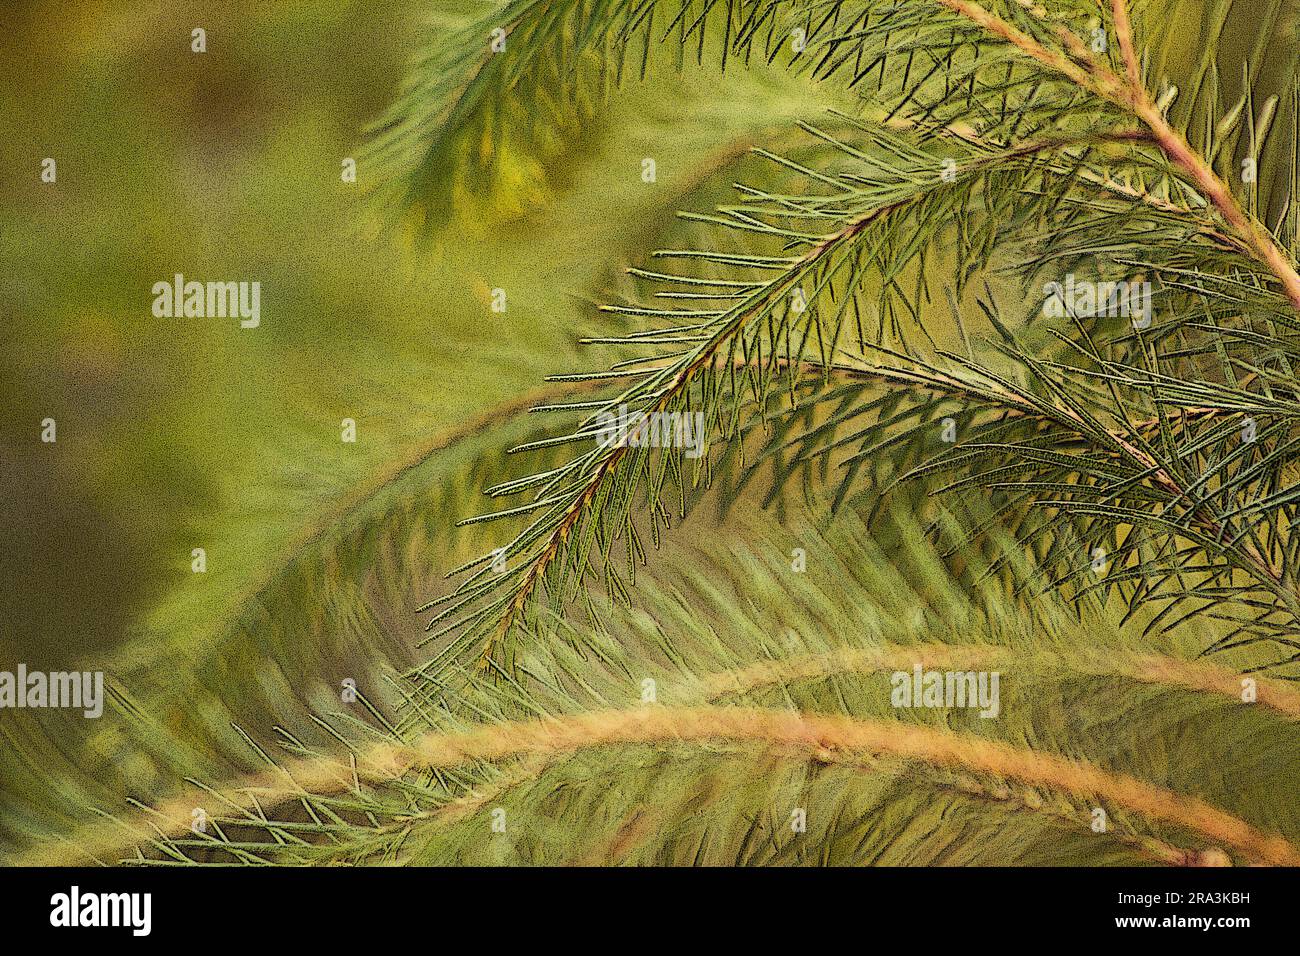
[947, 0, 1300, 312]
[134, 707, 1300, 866]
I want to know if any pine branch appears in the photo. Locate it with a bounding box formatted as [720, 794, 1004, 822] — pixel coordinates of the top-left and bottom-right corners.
[408, 0, 1300, 680]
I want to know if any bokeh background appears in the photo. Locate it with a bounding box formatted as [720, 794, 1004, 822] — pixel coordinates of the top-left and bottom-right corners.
[0, 0, 848, 857]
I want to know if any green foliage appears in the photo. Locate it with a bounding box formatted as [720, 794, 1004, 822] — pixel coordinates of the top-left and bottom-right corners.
[422, 0, 1300, 686]
[89, 509, 1300, 866]
[26, 0, 1300, 868]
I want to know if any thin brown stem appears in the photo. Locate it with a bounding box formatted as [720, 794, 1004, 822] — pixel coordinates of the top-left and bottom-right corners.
[1136, 99, 1300, 312]
[1110, 0, 1142, 88]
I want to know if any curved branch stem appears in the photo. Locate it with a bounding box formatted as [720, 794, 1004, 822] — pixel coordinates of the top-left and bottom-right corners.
[949, 0, 1300, 313]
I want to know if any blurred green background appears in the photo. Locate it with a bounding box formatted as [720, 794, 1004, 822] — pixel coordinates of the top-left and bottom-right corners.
[0, 0, 841, 856]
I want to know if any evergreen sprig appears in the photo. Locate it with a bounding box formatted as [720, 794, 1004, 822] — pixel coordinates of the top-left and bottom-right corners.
[421, 0, 1300, 681]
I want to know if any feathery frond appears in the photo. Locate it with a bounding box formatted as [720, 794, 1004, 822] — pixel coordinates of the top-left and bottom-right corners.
[424, 0, 1300, 682]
